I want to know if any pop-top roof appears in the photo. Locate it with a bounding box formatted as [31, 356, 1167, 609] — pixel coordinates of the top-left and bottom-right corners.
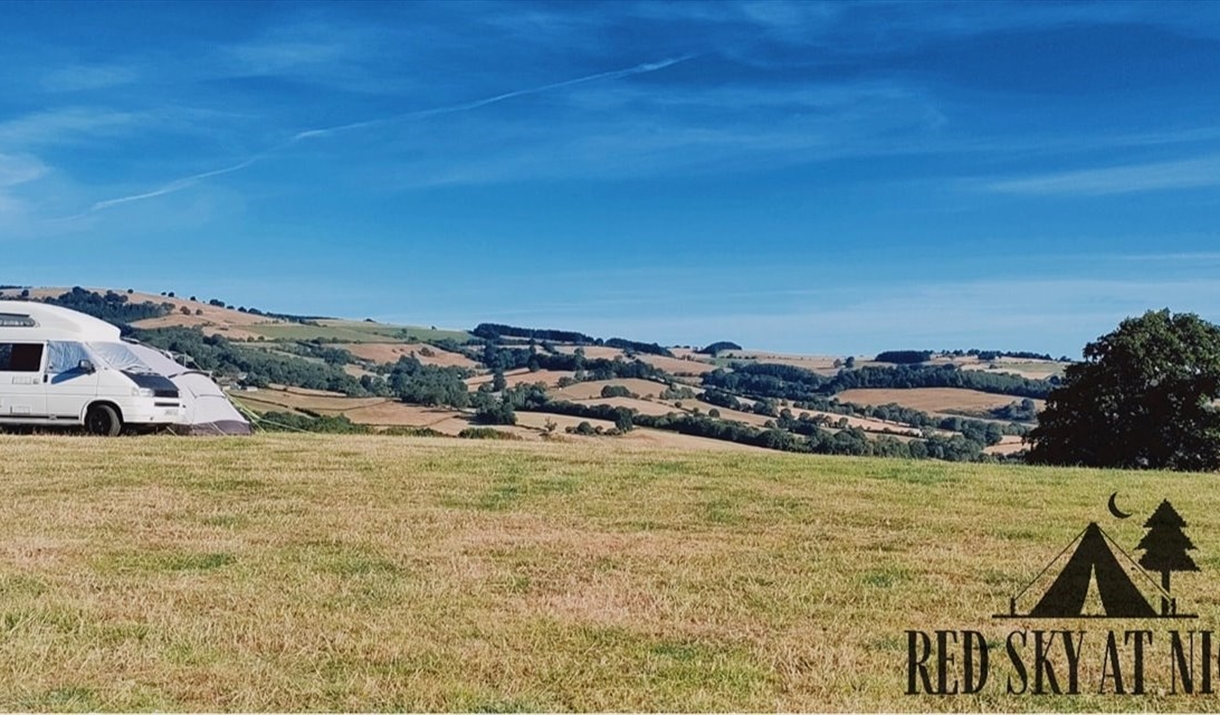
[0, 301, 123, 342]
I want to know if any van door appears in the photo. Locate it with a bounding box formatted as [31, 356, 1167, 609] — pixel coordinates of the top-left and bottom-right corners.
[45, 341, 99, 420]
[0, 342, 47, 418]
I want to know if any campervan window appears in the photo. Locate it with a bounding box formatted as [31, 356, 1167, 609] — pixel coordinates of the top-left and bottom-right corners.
[46, 341, 93, 373]
[0, 343, 44, 372]
[0, 313, 35, 328]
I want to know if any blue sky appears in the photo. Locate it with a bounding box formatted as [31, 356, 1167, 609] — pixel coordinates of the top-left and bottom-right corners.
[4, 0, 1220, 357]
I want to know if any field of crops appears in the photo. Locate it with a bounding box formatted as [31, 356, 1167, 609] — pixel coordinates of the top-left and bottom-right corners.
[0, 434, 1216, 711]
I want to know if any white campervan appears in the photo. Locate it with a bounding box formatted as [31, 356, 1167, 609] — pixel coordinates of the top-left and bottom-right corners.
[0, 301, 184, 435]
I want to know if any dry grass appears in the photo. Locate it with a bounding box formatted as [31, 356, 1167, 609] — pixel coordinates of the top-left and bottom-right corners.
[572, 396, 687, 417]
[983, 434, 1027, 455]
[342, 364, 379, 379]
[0, 435, 1218, 710]
[0, 434, 1215, 711]
[554, 346, 626, 360]
[341, 343, 478, 369]
[636, 354, 718, 375]
[551, 379, 671, 401]
[512, 412, 618, 433]
[617, 428, 769, 452]
[342, 403, 466, 428]
[230, 388, 385, 415]
[838, 387, 1046, 415]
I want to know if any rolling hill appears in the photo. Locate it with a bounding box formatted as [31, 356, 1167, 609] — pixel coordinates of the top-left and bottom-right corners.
[0, 286, 1063, 460]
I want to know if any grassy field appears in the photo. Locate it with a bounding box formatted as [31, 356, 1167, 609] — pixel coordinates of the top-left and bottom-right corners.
[0, 435, 1217, 711]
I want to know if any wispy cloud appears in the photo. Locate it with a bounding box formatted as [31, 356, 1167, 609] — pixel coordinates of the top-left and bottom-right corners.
[0, 108, 145, 147]
[984, 156, 1220, 196]
[79, 55, 696, 213]
[39, 63, 140, 92]
[0, 153, 51, 235]
[0, 153, 48, 188]
[351, 70, 948, 190]
[635, 0, 1220, 54]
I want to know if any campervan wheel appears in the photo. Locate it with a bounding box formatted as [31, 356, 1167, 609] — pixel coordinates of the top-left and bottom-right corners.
[86, 404, 122, 437]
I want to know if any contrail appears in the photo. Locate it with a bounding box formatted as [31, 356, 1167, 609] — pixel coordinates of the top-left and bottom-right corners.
[90, 153, 269, 211]
[86, 55, 696, 213]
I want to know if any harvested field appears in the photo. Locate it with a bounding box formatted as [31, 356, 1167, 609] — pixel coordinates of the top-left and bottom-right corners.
[342, 364, 378, 379]
[554, 346, 625, 360]
[230, 388, 384, 415]
[342, 403, 466, 427]
[636, 354, 718, 375]
[984, 434, 1028, 455]
[837, 387, 1046, 415]
[551, 379, 671, 401]
[573, 396, 686, 417]
[513, 412, 618, 433]
[341, 343, 478, 369]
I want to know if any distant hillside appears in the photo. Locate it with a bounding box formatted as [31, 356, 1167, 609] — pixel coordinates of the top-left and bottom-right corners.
[0, 285, 1066, 462]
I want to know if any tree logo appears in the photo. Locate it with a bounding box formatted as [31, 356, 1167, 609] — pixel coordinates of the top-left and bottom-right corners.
[995, 498, 1198, 619]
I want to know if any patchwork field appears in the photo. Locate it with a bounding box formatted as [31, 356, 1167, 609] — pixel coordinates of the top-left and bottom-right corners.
[837, 388, 1046, 415]
[0, 434, 1212, 711]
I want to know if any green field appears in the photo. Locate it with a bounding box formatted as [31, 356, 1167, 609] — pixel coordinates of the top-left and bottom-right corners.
[248, 320, 472, 344]
[0, 435, 1217, 711]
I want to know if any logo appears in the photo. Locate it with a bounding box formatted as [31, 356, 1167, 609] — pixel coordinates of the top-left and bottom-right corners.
[995, 497, 1198, 619]
[905, 495, 1215, 697]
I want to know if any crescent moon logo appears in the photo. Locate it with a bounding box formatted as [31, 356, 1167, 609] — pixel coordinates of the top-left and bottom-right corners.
[1108, 491, 1132, 519]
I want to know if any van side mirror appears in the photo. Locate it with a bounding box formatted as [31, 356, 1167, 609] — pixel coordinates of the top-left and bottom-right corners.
[78, 360, 95, 374]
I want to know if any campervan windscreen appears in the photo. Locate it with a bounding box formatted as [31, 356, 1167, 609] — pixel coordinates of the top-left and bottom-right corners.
[88, 342, 180, 398]
[88, 342, 157, 373]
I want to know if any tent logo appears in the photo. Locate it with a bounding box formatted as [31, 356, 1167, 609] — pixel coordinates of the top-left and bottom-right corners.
[996, 498, 1198, 619]
[905, 496, 1216, 696]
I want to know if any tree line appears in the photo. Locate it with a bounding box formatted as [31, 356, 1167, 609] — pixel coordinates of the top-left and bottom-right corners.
[703, 362, 1054, 401]
[471, 323, 674, 357]
[873, 350, 933, 364]
[44, 288, 173, 324]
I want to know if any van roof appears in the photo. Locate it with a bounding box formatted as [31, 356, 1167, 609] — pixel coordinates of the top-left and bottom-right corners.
[0, 301, 122, 342]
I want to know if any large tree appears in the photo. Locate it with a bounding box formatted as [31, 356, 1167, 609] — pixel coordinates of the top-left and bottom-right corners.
[1027, 309, 1220, 471]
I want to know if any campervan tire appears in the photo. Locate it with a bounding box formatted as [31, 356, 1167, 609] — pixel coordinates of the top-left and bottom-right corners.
[86, 404, 122, 437]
